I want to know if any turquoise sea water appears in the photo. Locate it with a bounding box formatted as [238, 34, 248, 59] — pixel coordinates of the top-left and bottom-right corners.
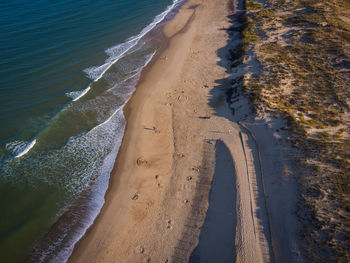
[0, 0, 182, 261]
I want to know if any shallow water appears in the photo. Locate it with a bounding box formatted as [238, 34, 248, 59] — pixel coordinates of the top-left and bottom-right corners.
[0, 0, 182, 261]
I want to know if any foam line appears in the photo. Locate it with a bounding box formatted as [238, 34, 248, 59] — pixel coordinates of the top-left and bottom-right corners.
[15, 139, 36, 158]
[66, 86, 91, 101]
[71, 0, 181, 103]
[90, 51, 157, 132]
[72, 86, 91, 101]
[84, 0, 181, 83]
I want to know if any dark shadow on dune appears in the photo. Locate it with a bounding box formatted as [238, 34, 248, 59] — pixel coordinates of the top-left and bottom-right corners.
[189, 140, 236, 263]
[206, 0, 256, 122]
[189, 0, 276, 262]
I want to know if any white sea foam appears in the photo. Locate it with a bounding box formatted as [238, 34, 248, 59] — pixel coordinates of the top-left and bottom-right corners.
[68, 0, 180, 103]
[17, 0, 182, 260]
[32, 47, 158, 263]
[65, 86, 91, 101]
[52, 107, 125, 263]
[83, 0, 181, 82]
[89, 52, 156, 134]
[106, 50, 156, 95]
[5, 139, 36, 158]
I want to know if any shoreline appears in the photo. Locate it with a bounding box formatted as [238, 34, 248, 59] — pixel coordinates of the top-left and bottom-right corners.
[67, 1, 197, 261]
[24, 2, 186, 262]
[69, 0, 302, 261]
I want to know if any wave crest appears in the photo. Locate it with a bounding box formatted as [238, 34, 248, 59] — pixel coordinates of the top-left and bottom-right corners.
[65, 87, 91, 101]
[6, 139, 36, 158]
[83, 0, 182, 82]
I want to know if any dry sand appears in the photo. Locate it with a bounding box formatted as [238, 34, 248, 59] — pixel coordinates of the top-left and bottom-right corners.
[69, 0, 301, 262]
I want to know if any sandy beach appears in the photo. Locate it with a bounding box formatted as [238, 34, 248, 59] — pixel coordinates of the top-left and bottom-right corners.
[68, 0, 301, 262]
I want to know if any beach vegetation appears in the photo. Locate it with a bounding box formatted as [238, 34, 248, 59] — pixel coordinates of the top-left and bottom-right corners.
[238, 0, 350, 261]
[245, 0, 262, 11]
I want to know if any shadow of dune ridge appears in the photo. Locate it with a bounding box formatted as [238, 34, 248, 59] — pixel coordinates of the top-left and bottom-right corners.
[188, 0, 278, 261]
[174, 0, 288, 261]
[189, 140, 236, 263]
[202, 0, 297, 261]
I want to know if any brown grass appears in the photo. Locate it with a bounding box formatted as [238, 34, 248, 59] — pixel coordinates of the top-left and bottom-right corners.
[240, 0, 350, 261]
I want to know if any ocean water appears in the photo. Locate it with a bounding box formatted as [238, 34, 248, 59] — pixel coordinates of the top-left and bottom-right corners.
[0, 0, 182, 262]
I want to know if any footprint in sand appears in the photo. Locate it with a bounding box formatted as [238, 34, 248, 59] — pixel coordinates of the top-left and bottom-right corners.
[167, 219, 173, 230]
[192, 166, 200, 172]
[135, 246, 144, 254]
[137, 157, 148, 166]
[175, 153, 185, 158]
[154, 175, 162, 188]
[131, 193, 139, 200]
[152, 126, 160, 134]
[177, 95, 188, 102]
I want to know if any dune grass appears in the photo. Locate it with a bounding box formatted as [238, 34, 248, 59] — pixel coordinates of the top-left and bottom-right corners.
[240, 0, 350, 261]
